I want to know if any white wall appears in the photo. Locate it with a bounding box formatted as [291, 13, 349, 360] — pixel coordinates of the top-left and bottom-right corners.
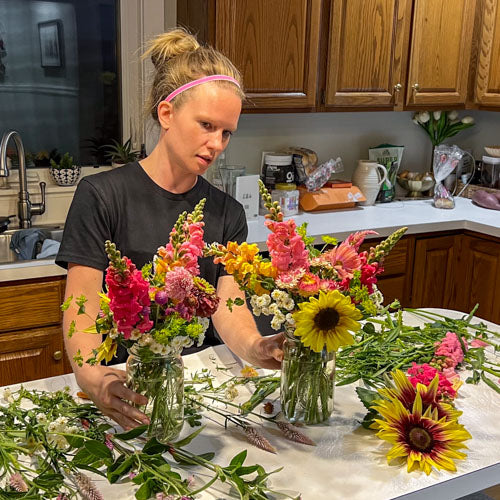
[221, 110, 500, 180]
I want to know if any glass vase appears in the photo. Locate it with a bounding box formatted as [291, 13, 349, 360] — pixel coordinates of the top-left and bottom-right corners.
[126, 344, 184, 443]
[280, 330, 335, 425]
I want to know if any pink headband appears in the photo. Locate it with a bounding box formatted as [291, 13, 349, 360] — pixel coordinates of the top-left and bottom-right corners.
[164, 75, 240, 102]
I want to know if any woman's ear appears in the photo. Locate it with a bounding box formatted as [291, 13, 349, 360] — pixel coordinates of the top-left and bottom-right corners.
[157, 101, 173, 130]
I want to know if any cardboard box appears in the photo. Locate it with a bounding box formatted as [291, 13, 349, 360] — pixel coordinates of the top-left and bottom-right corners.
[298, 186, 366, 211]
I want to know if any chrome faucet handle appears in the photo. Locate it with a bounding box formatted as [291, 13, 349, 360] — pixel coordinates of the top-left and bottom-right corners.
[31, 181, 46, 216]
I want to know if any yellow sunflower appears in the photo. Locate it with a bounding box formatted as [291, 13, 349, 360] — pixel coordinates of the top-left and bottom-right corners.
[379, 370, 462, 422]
[372, 389, 471, 475]
[292, 290, 362, 353]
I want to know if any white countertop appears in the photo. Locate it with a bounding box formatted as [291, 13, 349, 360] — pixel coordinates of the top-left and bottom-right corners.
[248, 196, 500, 249]
[2, 309, 499, 500]
[1, 197, 498, 283]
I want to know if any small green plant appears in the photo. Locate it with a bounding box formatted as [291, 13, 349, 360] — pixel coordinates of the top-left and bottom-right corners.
[104, 137, 139, 164]
[50, 152, 76, 170]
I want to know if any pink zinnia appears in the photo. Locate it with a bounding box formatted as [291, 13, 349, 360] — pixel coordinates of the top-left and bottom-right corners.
[407, 362, 457, 399]
[164, 267, 193, 301]
[297, 272, 321, 294]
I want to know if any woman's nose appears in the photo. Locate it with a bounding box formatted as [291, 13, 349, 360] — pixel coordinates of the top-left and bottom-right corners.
[207, 131, 224, 152]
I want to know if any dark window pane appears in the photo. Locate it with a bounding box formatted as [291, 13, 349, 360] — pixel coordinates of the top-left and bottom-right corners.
[0, 0, 120, 166]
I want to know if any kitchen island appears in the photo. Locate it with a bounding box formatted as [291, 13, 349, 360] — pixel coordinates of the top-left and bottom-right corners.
[1, 309, 499, 500]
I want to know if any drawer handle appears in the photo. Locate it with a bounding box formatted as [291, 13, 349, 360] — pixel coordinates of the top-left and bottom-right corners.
[394, 83, 402, 92]
[53, 351, 63, 361]
[412, 83, 420, 92]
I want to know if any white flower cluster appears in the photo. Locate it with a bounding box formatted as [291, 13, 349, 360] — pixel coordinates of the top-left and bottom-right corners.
[413, 110, 474, 125]
[250, 290, 296, 331]
[224, 383, 239, 401]
[2, 388, 14, 403]
[46, 416, 79, 450]
[369, 285, 385, 313]
[138, 334, 177, 355]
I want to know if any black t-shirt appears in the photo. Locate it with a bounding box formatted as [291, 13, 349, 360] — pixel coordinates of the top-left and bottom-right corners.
[56, 161, 248, 362]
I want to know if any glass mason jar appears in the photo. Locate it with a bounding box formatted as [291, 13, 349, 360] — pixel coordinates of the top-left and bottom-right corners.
[280, 330, 335, 425]
[126, 344, 184, 443]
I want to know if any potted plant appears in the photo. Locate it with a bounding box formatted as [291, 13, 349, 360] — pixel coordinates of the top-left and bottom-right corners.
[104, 138, 139, 167]
[49, 152, 81, 186]
[29, 149, 61, 167]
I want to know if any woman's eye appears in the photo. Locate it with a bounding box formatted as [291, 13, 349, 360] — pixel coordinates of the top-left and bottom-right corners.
[200, 121, 211, 130]
[222, 130, 232, 140]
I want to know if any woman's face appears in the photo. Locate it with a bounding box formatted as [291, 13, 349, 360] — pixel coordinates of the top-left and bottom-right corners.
[159, 83, 242, 177]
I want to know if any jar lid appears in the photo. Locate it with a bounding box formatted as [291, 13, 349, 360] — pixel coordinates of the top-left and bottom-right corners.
[275, 183, 297, 190]
[482, 155, 500, 164]
[264, 153, 293, 165]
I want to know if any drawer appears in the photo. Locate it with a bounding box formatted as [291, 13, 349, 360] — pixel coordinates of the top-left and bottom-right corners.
[0, 279, 64, 333]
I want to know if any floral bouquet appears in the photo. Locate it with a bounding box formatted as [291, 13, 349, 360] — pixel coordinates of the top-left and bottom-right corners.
[206, 182, 407, 424]
[412, 110, 475, 148]
[66, 199, 220, 442]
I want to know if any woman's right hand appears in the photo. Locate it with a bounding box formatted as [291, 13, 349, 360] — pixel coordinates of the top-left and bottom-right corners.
[75, 364, 150, 430]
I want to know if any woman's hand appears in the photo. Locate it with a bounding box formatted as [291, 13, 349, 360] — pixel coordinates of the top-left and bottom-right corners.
[247, 332, 285, 369]
[75, 364, 150, 430]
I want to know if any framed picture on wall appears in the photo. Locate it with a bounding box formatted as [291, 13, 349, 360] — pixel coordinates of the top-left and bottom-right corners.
[38, 20, 63, 67]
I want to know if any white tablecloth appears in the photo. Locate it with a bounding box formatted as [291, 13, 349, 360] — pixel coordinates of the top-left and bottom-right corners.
[2, 309, 499, 499]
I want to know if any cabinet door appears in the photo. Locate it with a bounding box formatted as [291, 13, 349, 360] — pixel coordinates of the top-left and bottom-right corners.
[215, 0, 322, 109]
[325, 0, 412, 108]
[0, 326, 66, 385]
[406, 0, 476, 106]
[457, 235, 500, 323]
[475, 0, 500, 106]
[411, 236, 457, 308]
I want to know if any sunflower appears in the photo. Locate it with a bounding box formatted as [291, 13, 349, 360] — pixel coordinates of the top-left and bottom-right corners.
[379, 370, 462, 422]
[372, 386, 471, 475]
[292, 290, 362, 353]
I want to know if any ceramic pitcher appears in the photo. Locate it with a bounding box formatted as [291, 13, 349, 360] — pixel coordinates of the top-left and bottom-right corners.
[352, 160, 388, 206]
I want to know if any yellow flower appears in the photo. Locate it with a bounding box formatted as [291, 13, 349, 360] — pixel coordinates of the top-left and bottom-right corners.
[371, 389, 471, 475]
[378, 370, 462, 422]
[292, 290, 362, 352]
[95, 335, 117, 364]
[240, 365, 259, 378]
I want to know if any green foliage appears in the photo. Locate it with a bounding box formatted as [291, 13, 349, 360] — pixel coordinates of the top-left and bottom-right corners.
[104, 138, 139, 164]
[50, 152, 76, 170]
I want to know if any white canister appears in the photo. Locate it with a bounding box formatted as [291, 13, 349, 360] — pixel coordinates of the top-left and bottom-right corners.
[271, 183, 299, 217]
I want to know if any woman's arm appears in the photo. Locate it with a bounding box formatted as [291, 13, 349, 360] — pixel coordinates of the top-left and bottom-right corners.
[63, 263, 149, 429]
[212, 275, 284, 369]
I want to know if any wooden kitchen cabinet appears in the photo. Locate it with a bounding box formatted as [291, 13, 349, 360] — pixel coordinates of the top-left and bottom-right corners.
[178, 0, 322, 110]
[405, 0, 477, 107]
[410, 234, 458, 308]
[324, 0, 412, 109]
[0, 277, 71, 385]
[455, 234, 500, 323]
[474, 0, 500, 107]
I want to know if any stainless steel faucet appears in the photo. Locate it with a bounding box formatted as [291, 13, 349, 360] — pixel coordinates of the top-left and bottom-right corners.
[0, 130, 46, 228]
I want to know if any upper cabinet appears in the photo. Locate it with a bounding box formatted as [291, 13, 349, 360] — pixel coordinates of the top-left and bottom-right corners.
[405, 0, 476, 107]
[474, 0, 500, 107]
[324, 0, 412, 109]
[178, 0, 322, 110]
[178, 0, 499, 112]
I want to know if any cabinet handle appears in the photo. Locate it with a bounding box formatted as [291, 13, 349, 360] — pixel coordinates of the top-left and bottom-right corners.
[53, 351, 63, 361]
[394, 83, 402, 92]
[412, 83, 420, 92]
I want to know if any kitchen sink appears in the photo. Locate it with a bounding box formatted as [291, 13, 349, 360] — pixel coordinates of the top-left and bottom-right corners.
[0, 225, 64, 264]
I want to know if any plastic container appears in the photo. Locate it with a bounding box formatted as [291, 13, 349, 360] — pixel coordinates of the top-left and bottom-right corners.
[263, 153, 294, 190]
[481, 155, 500, 188]
[271, 183, 299, 217]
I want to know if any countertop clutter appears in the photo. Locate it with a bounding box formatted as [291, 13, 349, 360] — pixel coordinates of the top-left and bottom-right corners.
[1, 310, 499, 500]
[1, 196, 498, 283]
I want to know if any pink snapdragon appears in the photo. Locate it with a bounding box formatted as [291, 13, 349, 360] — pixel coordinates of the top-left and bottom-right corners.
[433, 331, 466, 369]
[265, 219, 309, 272]
[407, 362, 457, 399]
[105, 258, 153, 338]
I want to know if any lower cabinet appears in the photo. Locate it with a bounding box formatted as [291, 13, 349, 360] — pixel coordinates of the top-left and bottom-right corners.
[0, 276, 71, 386]
[410, 232, 500, 324]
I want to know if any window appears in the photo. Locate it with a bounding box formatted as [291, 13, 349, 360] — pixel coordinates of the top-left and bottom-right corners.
[0, 0, 120, 166]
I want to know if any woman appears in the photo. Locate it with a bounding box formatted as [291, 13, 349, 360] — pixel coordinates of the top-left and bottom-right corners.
[57, 28, 284, 430]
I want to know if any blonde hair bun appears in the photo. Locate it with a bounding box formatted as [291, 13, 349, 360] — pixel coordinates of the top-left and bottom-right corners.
[144, 28, 200, 69]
